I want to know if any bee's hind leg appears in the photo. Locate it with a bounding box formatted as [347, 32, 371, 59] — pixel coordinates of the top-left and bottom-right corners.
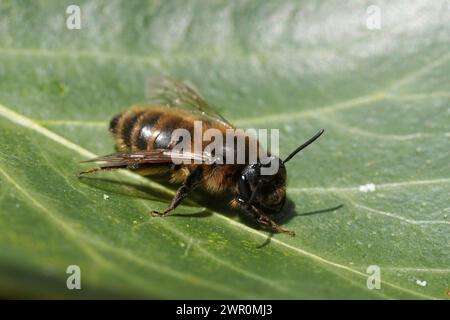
[236, 198, 295, 236]
[76, 165, 126, 177]
[150, 167, 203, 217]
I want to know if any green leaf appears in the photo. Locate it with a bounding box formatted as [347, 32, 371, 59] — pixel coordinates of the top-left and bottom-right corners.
[0, 0, 448, 299]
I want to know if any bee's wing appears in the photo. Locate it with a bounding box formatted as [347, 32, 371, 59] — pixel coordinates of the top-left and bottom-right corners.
[81, 149, 218, 168]
[146, 76, 234, 128]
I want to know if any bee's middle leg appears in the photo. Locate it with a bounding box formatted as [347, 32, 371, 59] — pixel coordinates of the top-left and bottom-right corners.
[150, 167, 203, 217]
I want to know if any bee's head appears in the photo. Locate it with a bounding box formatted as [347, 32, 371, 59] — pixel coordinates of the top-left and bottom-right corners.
[237, 129, 324, 214]
[238, 157, 287, 213]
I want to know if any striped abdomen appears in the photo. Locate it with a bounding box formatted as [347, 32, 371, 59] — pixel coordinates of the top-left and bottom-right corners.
[109, 105, 264, 193]
[109, 106, 201, 152]
[110, 106, 265, 160]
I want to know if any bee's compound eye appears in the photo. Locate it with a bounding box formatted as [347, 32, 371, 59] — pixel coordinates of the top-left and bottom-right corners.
[238, 174, 252, 201]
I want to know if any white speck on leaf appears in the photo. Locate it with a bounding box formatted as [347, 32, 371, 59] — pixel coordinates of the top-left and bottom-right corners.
[103, 194, 110, 200]
[359, 183, 376, 193]
[416, 279, 427, 287]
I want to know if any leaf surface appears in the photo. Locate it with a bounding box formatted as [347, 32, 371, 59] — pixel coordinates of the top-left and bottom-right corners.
[0, 0, 448, 299]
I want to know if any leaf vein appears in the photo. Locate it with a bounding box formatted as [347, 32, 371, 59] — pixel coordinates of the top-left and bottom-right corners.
[353, 203, 450, 226]
[289, 178, 450, 193]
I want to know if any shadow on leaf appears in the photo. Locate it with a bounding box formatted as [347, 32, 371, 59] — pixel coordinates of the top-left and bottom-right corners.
[256, 203, 344, 248]
[78, 176, 173, 203]
[78, 173, 342, 247]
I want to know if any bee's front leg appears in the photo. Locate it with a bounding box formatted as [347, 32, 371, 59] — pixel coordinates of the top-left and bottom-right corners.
[150, 167, 203, 217]
[236, 198, 295, 236]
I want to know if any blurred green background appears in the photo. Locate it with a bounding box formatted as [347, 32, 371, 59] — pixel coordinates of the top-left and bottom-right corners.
[0, 0, 448, 299]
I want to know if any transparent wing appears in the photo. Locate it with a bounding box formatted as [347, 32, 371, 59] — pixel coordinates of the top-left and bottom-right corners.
[80, 149, 219, 168]
[145, 76, 233, 127]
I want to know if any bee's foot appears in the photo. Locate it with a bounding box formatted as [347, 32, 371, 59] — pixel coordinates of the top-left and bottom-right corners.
[284, 229, 296, 237]
[150, 210, 169, 217]
[76, 168, 97, 177]
[275, 225, 296, 237]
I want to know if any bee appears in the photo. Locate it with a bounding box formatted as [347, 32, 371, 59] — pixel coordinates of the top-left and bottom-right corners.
[78, 77, 324, 236]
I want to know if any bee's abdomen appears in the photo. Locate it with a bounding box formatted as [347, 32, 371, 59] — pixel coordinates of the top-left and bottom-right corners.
[109, 113, 122, 134]
[110, 107, 190, 152]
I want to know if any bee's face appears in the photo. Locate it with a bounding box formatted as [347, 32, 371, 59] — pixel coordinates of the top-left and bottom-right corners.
[256, 168, 287, 213]
[238, 157, 287, 214]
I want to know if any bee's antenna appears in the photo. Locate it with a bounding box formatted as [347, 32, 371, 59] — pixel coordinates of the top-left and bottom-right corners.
[282, 129, 325, 164]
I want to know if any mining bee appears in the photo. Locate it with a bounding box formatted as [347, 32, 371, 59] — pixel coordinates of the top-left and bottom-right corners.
[78, 77, 324, 236]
